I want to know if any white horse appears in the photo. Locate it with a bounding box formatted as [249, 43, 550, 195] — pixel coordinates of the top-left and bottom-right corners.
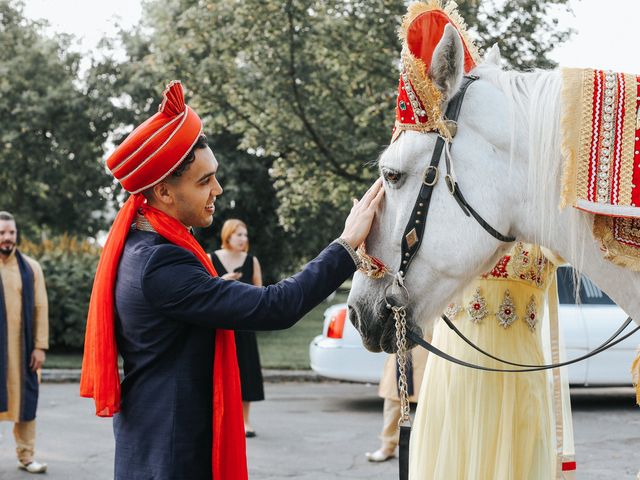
[348, 25, 640, 353]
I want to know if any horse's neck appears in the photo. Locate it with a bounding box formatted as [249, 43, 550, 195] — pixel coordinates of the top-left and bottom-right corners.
[506, 70, 640, 322]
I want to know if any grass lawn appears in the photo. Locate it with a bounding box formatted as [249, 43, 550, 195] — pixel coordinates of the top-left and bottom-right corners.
[46, 352, 83, 369]
[257, 290, 349, 370]
[47, 289, 350, 371]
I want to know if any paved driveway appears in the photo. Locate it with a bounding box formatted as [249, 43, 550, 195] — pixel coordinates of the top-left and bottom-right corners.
[0, 383, 638, 479]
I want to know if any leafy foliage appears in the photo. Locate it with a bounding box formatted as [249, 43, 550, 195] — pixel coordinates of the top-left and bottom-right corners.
[21, 235, 100, 351]
[458, 0, 572, 70]
[91, 0, 570, 271]
[0, 1, 113, 238]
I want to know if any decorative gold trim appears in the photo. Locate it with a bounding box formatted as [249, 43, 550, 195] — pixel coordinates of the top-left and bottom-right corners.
[466, 287, 488, 324]
[134, 215, 156, 233]
[405, 228, 419, 249]
[525, 295, 538, 332]
[355, 243, 388, 279]
[395, 1, 480, 141]
[444, 302, 461, 319]
[579, 69, 597, 203]
[496, 289, 518, 328]
[401, 1, 481, 65]
[593, 215, 640, 271]
[402, 51, 448, 139]
[559, 68, 590, 208]
[618, 72, 636, 206]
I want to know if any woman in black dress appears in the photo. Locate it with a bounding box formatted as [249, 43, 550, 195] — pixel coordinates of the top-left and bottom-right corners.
[210, 219, 264, 437]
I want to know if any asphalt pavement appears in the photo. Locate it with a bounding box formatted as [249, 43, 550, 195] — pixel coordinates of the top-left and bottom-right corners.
[0, 382, 638, 479]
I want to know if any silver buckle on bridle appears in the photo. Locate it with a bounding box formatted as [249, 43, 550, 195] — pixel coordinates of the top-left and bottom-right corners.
[423, 165, 439, 186]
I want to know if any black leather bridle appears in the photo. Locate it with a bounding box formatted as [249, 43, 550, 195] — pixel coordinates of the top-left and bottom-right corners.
[398, 76, 514, 278]
[386, 75, 639, 373]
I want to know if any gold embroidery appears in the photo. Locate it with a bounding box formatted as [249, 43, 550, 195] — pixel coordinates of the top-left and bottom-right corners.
[525, 295, 538, 332]
[405, 228, 419, 250]
[618, 72, 637, 206]
[466, 288, 488, 324]
[593, 215, 640, 271]
[496, 289, 518, 328]
[444, 303, 461, 320]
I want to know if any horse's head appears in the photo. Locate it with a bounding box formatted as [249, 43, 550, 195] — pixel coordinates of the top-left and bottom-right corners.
[348, 27, 524, 353]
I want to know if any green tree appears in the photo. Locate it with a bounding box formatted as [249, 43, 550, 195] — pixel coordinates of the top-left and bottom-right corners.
[0, 0, 113, 238]
[458, 0, 572, 70]
[21, 235, 100, 351]
[85, 27, 296, 280]
[92, 0, 571, 272]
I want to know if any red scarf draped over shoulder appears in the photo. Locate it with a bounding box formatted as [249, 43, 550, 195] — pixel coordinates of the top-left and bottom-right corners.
[80, 194, 247, 479]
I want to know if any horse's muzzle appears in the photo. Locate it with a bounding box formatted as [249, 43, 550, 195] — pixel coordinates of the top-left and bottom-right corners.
[348, 301, 422, 354]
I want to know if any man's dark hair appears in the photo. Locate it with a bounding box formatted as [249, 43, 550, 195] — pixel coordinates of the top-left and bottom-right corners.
[141, 134, 209, 200]
[0, 211, 15, 222]
[170, 134, 209, 179]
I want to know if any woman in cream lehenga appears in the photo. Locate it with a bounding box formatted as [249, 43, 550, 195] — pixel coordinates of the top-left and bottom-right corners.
[409, 242, 575, 480]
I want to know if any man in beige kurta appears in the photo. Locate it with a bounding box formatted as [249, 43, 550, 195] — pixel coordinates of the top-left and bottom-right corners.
[0, 212, 48, 473]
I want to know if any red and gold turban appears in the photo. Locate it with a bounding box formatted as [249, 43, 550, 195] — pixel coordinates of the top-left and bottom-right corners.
[107, 81, 203, 194]
[392, 1, 480, 142]
[81, 81, 247, 479]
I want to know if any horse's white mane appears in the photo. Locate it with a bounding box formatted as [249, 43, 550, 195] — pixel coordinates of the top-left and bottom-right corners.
[472, 62, 590, 274]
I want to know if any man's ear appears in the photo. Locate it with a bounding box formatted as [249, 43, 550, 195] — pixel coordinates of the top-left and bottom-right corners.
[151, 181, 174, 206]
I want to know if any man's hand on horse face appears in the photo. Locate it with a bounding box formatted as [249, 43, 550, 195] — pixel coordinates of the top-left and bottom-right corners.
[340, 178, 385, 249]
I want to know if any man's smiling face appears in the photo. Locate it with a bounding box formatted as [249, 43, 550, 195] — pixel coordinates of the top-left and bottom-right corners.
[166, 146, 223, 229]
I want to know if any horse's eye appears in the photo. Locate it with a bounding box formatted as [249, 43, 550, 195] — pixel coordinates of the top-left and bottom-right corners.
[382, 168, 402, 186]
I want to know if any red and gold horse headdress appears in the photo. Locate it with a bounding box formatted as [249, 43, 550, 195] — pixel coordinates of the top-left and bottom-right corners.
[392, 1, 480, 142]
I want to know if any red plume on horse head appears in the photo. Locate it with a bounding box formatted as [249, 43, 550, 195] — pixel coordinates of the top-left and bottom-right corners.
[392, 0, 480, 143]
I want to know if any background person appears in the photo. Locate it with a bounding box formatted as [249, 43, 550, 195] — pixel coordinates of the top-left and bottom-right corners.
[365, 344, 429, 463]
[210, 219, 265, 437]
[0, 212, 49, 474]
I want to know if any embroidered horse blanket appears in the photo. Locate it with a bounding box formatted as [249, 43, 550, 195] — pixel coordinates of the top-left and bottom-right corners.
[561, 67, 640, 271]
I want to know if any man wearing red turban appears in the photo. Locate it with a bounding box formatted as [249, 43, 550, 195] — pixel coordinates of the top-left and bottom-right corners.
[79, 81, 383, 479]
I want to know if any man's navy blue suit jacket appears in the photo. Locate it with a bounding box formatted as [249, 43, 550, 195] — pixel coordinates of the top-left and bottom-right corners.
[112, 230, 356, 479]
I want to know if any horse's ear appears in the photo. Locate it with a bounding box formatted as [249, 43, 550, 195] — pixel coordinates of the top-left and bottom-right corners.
[484, 44, 502, 67]
[428, 24, 464, 103]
